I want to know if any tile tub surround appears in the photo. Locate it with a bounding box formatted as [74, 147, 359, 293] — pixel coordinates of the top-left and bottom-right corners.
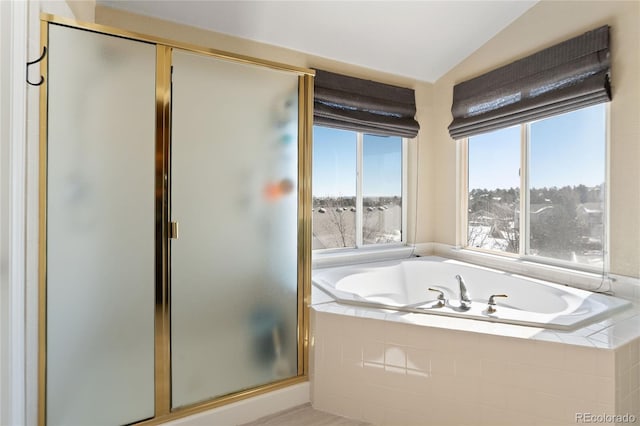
[310, 307, 640, 426]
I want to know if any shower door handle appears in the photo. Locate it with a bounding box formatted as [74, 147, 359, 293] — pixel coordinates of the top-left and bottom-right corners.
[169, 221, 179, 239]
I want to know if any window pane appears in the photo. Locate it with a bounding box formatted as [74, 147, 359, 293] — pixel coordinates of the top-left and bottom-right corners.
[363, 134, 402, 244]
[468, 126, 520, 253]
[528, 104, 605, 267]
[312, 127, 356, 249]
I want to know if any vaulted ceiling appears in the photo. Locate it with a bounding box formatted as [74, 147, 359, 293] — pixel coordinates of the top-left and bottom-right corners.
[97, 0, 538, 82]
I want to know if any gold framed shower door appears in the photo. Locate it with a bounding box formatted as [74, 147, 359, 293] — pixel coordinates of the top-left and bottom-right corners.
[38, 14, 314, 426]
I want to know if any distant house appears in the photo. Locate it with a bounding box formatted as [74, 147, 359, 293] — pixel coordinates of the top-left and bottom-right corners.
[576, 202, 603, 246]
[576, 202, 603, 226]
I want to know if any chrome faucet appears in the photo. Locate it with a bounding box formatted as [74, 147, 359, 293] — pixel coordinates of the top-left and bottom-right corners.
[456, 274, 471, 309]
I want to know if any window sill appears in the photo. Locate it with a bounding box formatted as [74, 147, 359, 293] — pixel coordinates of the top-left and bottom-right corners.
[430, 243, 640, 302]
[312, 244, 414, 269]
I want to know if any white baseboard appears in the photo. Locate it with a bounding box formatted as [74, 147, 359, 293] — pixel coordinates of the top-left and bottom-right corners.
[165, 382, 310, 426]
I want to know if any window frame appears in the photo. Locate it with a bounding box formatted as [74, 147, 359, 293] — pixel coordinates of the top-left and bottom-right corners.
[459, 104, 610, 273]
[312, 126, 408, 254]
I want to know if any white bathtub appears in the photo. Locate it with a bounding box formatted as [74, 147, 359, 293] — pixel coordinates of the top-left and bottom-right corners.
[312, 256, 631, 330]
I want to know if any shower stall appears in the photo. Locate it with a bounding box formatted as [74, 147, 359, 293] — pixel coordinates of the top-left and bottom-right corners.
[39, 15, 312, 426]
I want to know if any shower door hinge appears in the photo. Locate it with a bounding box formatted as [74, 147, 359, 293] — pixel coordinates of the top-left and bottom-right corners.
[169, 221, 179, 239]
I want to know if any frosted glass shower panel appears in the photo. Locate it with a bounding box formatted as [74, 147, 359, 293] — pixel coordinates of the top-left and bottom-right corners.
[171, 50, 299, 408]
[46, 25, 155, 425]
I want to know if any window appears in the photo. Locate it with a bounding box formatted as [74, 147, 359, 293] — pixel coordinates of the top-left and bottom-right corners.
[313, 126, 405, 250]
[465, 104, 606, 268]
[468, 126, 520, 254]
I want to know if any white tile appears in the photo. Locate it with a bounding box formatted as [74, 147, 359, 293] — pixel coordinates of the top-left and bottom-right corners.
[429, 374, 479, 403]
[557, 334, 599, 348]
[526, 340, 565, 369]
[340, 315, 363, 339]
[568, 400, 616, 424]
[481, 359, 508, 385]
[563, 344, 598, 373]
[533, 330, 564, 344]
[383, 365, 407, 388]
[358, 383, 389, 407]
[414, 326, 453, 351]
[381, 407, 411, 426]
[480, 405, 534, 426]
[630, 338, 640, 365]
[594, 349, 616, 378]
[384, 320, 409, 346]
[508, 362, 556, 393]
[326, 394, 363, 422]
[618, 395, 632, 416]
[338, 358, 364, 382]
[363, 309, 387, 321]
[311, 299, 635, 426]
[589, 339, 614, 349]
[531, 392, 569, 422]
[387, 407, 432, 426]
[360, 401, 385, 425]
[452, 403, 485, 426]
[363, 340, 385, 365]
[478, 381, 508, 408]
[474, 334, 514, 362]
[403, 369, 431, 395]
[594, 376, 616, 406]
[311, 388, 334, 413]
[361, 361, 386, 387]
[594, 403, 616, 417]
[454, 354, 482, 378]
[384, 345, 407, 368]
[617, 372, 631, 399]
[630, 364, 640, 394]
[612, 317, 640, 345]
[342, 345, 363, 364]
[428, 350, 456, 376]
[405, 346, 430, 372]
[616, 343, 632, 374]
[358, 318, 386, 343]
[554, 371, 602, 402]
[572, 324, 603, 337]
[631, 389, 640, 417]
[323, 335, 342, 368]
[335, 373, 366, 399]
[384, 388, 422, 412]
[505, 387, 535, 415]
[403, 323, 430, 349]
[589, 330, 626, 348]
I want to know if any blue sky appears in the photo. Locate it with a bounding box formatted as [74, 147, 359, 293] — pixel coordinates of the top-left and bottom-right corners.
[313, 104, 605, 196]
[312, 127, 401, 197]
[469, 103, 605, 190]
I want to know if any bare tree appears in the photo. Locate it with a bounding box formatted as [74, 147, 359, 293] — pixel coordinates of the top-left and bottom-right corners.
[313, 197, 355, 248]
[327, 206, 353, 247]
[468, 223, 491, 248]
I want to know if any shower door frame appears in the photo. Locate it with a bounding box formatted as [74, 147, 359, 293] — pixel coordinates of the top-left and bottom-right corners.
[38, 14, 314, 426]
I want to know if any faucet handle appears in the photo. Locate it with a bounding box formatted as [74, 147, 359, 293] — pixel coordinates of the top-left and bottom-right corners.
[428, 288, 446, 307]
[487, 294, 508, 313]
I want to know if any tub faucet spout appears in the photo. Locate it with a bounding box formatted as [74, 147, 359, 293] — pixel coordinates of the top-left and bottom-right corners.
[456, 274, 471, 309]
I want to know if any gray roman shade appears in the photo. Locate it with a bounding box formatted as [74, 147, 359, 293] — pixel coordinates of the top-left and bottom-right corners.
[448, 25, 611, 140]
[313, 69, 420, 138]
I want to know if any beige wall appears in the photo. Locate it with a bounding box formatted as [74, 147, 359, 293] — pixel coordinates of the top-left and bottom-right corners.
[66, 0, 95, 22]
[431, 0, 640, 277]
[94, 5, 435, 245]
[95, 2, 638, 277]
